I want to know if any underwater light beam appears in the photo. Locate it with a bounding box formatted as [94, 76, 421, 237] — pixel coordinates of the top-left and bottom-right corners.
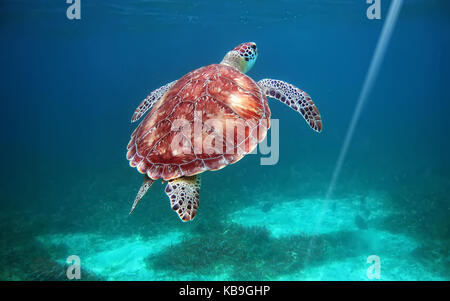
[326, 0, 403, 200]
[305, 0, 403, 269]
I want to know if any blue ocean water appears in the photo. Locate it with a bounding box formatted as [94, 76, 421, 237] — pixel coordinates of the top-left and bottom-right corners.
[0, 0, 449, 280]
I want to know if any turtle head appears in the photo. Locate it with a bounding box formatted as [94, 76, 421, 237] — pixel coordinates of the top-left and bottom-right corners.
[220, 42, 258, 73]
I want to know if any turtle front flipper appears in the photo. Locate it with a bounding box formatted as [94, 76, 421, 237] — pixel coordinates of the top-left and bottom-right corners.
[165, 175, 200, 222]
[258, 79, 322, 132]
[131, 80, 177, 123]
[129, 176, 154, 214]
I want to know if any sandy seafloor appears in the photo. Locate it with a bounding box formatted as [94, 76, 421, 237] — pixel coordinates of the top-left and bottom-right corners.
[35, 194, 447, 281]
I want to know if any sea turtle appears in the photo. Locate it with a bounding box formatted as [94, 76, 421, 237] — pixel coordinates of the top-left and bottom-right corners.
[126, 42, 322, 222]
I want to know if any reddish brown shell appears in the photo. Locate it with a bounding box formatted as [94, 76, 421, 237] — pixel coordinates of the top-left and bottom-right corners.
[126, 64, 271, 180]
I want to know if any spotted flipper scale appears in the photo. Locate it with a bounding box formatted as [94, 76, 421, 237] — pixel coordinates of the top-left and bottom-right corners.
[131, 80, 177, 123]
[258, 79, 322, 132]
[165, 175, 200, 222]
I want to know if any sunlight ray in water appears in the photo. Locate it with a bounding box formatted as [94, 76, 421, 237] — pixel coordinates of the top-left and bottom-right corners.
[325, 0, 404, 200]
[305, 0, 405, 269]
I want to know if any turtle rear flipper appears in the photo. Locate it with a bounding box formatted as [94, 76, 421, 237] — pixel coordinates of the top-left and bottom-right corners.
[129, 176, 154, 214]
[165, 175, 200, 222]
